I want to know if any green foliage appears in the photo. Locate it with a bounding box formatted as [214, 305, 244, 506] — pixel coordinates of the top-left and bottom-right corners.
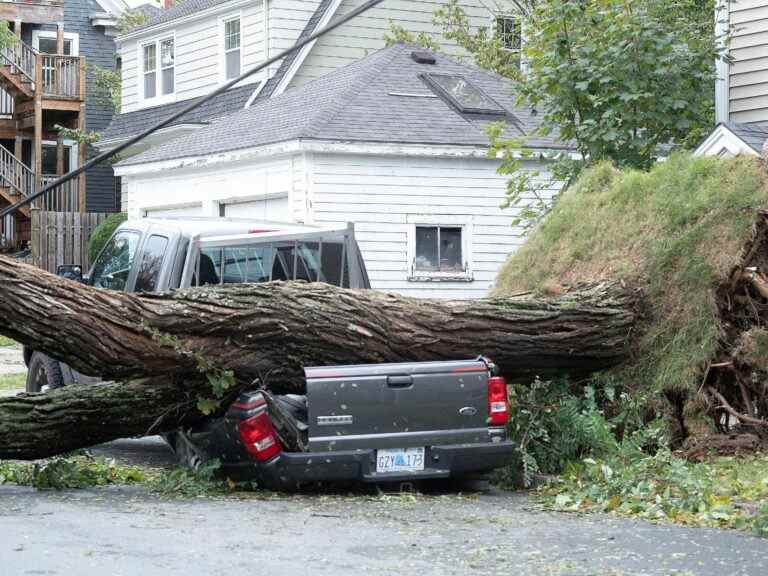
[0, 373, 25, 391]
[520, 0, 724, 170]
[116, 9, 147, 34]
[540, 451, 768, 537]
[88, 212, 128, 263]
[144, 327, 237, 416]
[0, 336, 16, 347]
[433, 0, 522, 80]
[496, 154, 768, 396]
[147, 460, 228, 497]
[89, 65, 121, 112]
[497, 375, 661, 487]
[0, 456, 146, 490]
[0, 21, 16, 50]
[384, 21, 440, 52]
[54, 124, 101, 146]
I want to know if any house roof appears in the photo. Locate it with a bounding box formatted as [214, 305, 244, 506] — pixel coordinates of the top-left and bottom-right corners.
[259, 0, 338, 99]
[725, 122, 768, 154]
[132, 0, 234, 32]
[100, 83, 257, 144]
[119, 43, 570, 167]
[133, 2, 164, 21]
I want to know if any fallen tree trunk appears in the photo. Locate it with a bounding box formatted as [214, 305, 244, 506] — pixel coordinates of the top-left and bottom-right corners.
[0, 256, 638, 459]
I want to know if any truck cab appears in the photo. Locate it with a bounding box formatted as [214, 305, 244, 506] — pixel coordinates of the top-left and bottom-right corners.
[25, 218, 370, 392]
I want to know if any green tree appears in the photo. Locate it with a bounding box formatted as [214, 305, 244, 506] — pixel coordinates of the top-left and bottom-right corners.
[519, 0, 724, 170]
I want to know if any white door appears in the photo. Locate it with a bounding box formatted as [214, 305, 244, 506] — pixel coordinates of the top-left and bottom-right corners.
[144, 205, 203, 218]
[222, 196, 290, 221]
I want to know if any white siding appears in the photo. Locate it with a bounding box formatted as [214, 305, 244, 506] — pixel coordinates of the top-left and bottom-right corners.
[729, 0, 768, 122]
[289, 0, 517, 89]
[119, 0, 268, 114]
[307, 152, 554, 299]
[122, 153, 303, 220]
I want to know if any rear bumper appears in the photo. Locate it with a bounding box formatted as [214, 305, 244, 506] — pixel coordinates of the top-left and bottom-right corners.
[223, 441, 518, 488]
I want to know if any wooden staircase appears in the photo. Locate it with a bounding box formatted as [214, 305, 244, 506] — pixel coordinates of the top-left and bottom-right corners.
[0, 36, 86, 247]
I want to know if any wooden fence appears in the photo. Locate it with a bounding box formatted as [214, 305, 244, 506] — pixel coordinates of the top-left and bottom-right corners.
[31, 209, 113, 273]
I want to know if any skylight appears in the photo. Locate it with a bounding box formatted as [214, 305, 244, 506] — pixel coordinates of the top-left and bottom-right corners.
[423, 74, 506, 116]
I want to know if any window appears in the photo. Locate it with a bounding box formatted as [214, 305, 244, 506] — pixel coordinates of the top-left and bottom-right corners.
[90, 231, 141, 291]
[142, 37, 174, 101]
[415, 226, 464, 272]
[223, 17, 241, 80]
[143, 43, 156, 99]
[495, 15, 523, 70]
[134, 235, 169, 292]
[160, 38, 175, 95]
[423, 74, 506, 115]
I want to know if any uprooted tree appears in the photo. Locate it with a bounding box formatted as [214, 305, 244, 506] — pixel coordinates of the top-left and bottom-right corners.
[0, 255, 637, 460]
[4, 155, 768, 462]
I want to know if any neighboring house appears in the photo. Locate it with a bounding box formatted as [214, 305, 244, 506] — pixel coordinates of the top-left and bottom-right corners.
[697, 0, 768, 156]
[114, 44, 571, 299]
[99, 0, 524, 158]
[0, 0, 126, 247]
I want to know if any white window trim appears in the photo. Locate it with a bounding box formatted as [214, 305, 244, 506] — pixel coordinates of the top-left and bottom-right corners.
[137, 32, 176, 108]
[491, 12, 524, 71]
[40, 139, 78, 173]
[219, 11, 243, 84]
[32, 30, 80, 55]
[406, 214, 474, 283]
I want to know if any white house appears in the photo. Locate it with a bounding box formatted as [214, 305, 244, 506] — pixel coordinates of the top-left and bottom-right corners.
[99, 0, 525, 158]
[114, 43, 571, 299]
[696, 0, 768, 157]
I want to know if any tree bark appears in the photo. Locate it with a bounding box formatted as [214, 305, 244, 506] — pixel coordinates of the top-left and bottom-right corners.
[0, 256, 638, 459]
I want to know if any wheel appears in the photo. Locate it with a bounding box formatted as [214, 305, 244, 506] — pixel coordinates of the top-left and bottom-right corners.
[26, 352, 65, 394]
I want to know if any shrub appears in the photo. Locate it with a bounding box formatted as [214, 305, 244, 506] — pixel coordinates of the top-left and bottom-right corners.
[88, 212, 127, 263]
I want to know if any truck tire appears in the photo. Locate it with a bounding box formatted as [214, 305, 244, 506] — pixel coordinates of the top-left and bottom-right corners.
[26, 352, 65, 394]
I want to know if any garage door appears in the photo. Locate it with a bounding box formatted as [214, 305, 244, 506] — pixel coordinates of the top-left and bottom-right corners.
[222, 196, 290, 221]
[144, 204, 203, 218]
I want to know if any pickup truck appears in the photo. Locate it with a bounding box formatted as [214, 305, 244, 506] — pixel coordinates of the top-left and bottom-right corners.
[24, 217, 516, 488]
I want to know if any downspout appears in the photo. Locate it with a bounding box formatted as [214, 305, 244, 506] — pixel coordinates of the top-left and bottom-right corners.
[714, 0, 730, 124]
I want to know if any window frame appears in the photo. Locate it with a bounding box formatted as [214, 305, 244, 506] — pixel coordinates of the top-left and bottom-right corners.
[32, 30, 80, 55]
[220, 13, 243, 83]
[138, 33, 176, 106]
[422, 73, 507, 116]
[493, 12, 524, 70]
[407, 215, 474, 283]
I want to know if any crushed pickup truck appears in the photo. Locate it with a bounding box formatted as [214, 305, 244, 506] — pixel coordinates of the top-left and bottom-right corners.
[24, 217, 516, 487]
[171, 357, 515, 489]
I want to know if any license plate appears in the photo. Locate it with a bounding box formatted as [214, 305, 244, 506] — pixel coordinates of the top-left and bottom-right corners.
[376, 447, 425, 473]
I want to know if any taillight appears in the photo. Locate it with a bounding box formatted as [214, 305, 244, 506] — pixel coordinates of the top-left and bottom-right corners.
[238, 411, 282, 462]
[488, 376, 509, 426]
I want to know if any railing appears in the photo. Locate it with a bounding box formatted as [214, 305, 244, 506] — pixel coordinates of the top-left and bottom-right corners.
[40, 55, 81, 99]
[0, 145, 34, 198]
[0, 88, 13, 117]
[0, 39, 36, 85]
[38, 174, 80, 213]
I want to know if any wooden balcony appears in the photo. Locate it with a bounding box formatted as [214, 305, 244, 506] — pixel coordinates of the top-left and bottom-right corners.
[0, 1, 64, 25]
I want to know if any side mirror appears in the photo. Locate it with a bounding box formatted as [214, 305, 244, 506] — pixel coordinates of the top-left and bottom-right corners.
[56, 264, 84, 283]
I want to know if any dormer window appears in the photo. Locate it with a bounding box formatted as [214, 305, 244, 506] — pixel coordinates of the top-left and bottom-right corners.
[141, 36, 175, 103]
[223, 16, 241, 80]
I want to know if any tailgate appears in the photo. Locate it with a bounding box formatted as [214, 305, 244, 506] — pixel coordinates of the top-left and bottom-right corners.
[305, 359, 490, 451]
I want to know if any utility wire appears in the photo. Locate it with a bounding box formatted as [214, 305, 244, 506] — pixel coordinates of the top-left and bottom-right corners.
[0, 0, 386, 220]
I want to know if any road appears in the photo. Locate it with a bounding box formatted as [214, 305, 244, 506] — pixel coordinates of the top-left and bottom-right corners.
[0, 439, 766, 576]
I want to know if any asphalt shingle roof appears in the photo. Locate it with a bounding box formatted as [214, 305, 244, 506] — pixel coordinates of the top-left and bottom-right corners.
[132, 0, 234, 32]
[119, 43, 570, 166]
[726, 122, 768, 154]
[100, 83, 257, 143]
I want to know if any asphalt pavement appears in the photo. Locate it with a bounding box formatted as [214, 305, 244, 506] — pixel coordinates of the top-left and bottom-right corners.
[0, 438, 766, 576]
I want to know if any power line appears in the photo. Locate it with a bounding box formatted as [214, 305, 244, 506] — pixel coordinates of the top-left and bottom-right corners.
[0, 0, 386, 220]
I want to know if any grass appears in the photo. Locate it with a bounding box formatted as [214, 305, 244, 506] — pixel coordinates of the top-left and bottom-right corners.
[0, 336, 17, 347]
[538, 451, 768, 537]
[0, 373, 25, 391]
[494, 154, 768, 395]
